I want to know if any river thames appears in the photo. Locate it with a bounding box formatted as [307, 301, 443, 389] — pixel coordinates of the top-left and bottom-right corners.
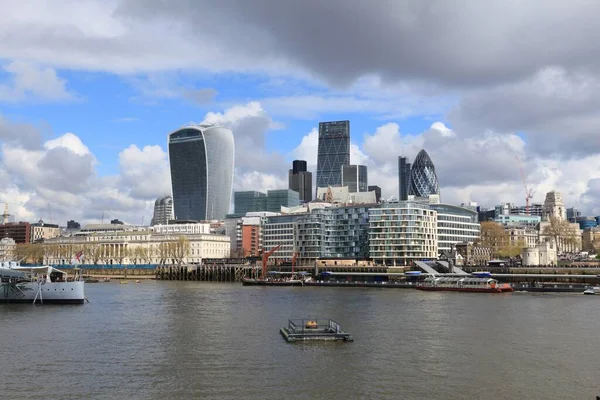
[1, 281, 599, 399]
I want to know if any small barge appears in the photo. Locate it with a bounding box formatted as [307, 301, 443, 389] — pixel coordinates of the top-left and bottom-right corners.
[416, 276, 514, 293]
[280, 319, 353, 342]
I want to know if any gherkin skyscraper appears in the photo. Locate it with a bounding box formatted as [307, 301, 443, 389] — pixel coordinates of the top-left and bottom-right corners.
[408, 149, 439, 198]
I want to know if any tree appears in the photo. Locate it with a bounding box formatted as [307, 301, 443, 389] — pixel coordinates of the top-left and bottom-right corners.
[477, 221, 509, 258]
[157, 242, 170, 265]
[173, 236, 190, 265]
[498, 238, 527, 259]
[84, 243, 102, 266]
[15, 243, 44, 264]
[139, 246, 152, 265]
[542, 216, 580, 253]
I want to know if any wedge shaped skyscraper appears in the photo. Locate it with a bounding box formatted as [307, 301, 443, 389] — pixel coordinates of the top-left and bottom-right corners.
[168, 124, 234, 221]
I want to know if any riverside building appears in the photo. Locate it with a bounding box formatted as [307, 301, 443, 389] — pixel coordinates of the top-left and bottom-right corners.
[429, 203, 480, 254]
[369, 202, 438, 266]
[43, 230, 230, 266]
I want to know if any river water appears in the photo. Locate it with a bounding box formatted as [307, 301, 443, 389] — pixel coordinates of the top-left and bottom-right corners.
[1, 281, 599, 399]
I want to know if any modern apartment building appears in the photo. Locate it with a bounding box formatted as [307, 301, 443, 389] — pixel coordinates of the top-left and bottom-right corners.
[261, 214, 299, 261]
[295, 205, 371, 260]
[369, 202, 438, 266]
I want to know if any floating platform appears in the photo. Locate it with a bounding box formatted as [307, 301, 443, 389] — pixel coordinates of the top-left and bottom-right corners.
[280, 319, 353, 342]
[242, 278, 304, 286]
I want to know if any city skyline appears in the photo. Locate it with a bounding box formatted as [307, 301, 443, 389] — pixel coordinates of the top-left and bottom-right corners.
[0, 1, 599, 224]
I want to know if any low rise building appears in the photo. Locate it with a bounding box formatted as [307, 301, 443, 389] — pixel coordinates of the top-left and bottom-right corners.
[582, 227, 600, 252]
[30, 220, 61, 243]
[151, 223, 211, 235]
[0, 237, 16, 260]
[43, 231, 230, 265]
[522, 241, 557, 266]
[505, 226, 538, 248]
[0, 222, 31, 244]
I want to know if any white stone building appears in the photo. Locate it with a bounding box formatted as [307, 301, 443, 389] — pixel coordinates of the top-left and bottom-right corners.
[151, 223, 211, 235]
[43, 231, 230, 266]
[521, 241, 557, 266]
[0, 237, 16, 260]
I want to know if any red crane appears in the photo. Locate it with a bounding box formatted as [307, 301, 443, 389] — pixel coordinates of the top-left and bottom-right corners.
[516, 156, 534, 214]
[261, 245, 281, 279]
[291, 252, 299, 274]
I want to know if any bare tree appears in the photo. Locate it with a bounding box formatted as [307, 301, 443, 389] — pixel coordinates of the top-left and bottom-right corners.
[542, 216, 580, 253]
[173, 236, 190, 265]
[158, 242, 170, 265]
[85, 243, 103, 266]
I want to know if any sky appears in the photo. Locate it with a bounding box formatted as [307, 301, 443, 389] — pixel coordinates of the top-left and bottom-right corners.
[1, 0, 600, 225]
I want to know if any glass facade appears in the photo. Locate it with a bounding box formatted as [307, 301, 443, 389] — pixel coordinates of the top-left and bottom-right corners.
[408, 149, 439, 198]
[398, 156, 411, 201]
[342, 165, 368, 192]
[316, 121, 350, 191]
[289, 160, 312, 202]
[234, 191, 267, 215]
[169, 125, 234, 221]
[267, 190, 300, 212]
[295, 205, 371, 259]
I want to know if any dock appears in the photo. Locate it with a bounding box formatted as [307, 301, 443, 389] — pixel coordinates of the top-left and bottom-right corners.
[280, 319, 353, 342]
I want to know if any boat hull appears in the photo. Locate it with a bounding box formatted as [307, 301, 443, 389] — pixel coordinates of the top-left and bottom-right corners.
[1, 281, 85, 304]
[416, 286, 511, 293]
[242, 279, 304, 287]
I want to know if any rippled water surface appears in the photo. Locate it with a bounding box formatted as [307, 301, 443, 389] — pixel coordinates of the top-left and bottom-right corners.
[1, 281, 599, 399]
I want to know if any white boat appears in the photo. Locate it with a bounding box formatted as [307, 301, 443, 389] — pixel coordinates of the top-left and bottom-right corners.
[583, 286, 600, 295]
[0, 262, 85, 304]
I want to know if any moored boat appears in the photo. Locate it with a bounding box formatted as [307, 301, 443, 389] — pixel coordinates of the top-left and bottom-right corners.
[0, 262, 86, 304]
[416, 276, 514, 293]
[582, 286, 600, 295]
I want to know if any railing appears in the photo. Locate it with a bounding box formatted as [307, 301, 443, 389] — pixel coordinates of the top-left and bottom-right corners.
[287, 319, 342, 333]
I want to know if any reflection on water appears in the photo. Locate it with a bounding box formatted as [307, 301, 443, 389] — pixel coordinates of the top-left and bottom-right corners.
[1, 282, 599, 400]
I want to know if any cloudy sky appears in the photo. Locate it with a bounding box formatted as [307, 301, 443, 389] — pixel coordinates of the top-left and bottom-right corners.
[1, 0, 599, 225]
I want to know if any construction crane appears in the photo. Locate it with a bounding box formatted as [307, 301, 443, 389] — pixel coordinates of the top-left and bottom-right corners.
[291, 252, 299, 274]
[261, 244, 281, 279]
[516, 156, 534, 215]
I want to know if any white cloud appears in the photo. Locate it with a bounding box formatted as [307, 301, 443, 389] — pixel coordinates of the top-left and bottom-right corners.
[0, 61, 75, 102]
[44, 132, 91, 156]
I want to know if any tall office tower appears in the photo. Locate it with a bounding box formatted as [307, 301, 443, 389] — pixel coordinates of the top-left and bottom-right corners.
[342, 165, 368, 192]
[288, 160, 313, 202]
[168, 124, 235, 221]
[151, 195, 174, 225]
[368, 185, 382, 203]
[398, 156, 411, 201]
[316, 121, 350, 192]
[408, 149, 439, 198]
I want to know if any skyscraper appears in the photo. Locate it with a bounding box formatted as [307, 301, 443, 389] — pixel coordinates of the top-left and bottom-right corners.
[168, 124, 234, 221]
[288, 160, 313, 202]
[408, 149, 439, 198]
[398, 156, 411, 201]
[151, 195, 173, 225]
[342, 165, 368, 192]
[316, 121, 350, 191]
[368, 185, 382, 203]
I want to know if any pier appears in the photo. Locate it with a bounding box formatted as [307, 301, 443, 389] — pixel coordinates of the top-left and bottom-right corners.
[155, 264, 260, 282]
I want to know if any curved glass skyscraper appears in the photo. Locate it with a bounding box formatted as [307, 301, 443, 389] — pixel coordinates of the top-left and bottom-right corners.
[168, 124, 234, 221]
[408, 149, 439, 198]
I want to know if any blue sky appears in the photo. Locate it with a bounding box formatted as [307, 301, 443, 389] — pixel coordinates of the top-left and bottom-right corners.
[0, 0, 599, 223]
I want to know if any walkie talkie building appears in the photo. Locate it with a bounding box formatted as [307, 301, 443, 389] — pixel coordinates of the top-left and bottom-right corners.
[168, 124, 234, 221]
